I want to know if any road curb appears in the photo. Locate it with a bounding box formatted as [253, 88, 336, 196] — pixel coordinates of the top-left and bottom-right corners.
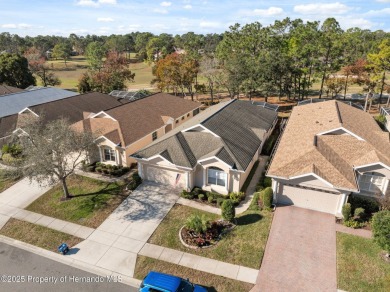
[0, 235, 141, 288]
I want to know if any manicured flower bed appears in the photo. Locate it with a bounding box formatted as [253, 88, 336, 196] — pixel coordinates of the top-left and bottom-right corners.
[180, 220, 234, 248]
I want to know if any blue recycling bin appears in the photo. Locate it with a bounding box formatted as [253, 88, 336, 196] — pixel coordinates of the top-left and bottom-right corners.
[58, 243, 69, 255]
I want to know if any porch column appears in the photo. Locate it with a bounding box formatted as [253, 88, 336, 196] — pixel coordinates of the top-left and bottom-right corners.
[382, 179, 389, 195]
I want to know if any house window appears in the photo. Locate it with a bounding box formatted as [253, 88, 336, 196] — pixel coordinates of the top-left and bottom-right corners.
[358, 172, 386, 193]
[193, 108, 200, 116]
[152, 131, 157, 141]
[103, 148, 116, 162]
[207, 167, 227, 187]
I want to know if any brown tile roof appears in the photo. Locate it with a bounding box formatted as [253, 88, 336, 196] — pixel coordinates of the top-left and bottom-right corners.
[29, 92, 131, 125]
[0, 92, 130, 141]
[104, 93, 201, 146]
[268, 100, 390, 191]
[0, 85, 24, 96]
[72, 118, 124, 146]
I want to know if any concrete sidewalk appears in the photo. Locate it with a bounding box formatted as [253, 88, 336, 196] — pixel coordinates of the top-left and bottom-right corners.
[139, 243, 259, 284]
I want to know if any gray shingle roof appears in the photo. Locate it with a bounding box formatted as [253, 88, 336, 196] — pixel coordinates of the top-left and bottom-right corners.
[0, 87, 78, 118]
[134, 100, 278, 171]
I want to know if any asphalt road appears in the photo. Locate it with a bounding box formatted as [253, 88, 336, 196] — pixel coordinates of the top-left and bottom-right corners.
[0, 242, 138, 292]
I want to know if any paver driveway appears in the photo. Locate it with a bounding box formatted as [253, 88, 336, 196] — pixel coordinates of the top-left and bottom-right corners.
[254, 206, 336, 292]
[69, 182, 179, 277]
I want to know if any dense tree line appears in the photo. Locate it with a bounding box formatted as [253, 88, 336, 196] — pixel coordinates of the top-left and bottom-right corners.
[0, 17, 389, 100]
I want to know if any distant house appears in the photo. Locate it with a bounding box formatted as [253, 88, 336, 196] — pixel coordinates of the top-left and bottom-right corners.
[72, 93, 201, 167]
[267, 100, 390, 215]
[132, 100, 278, 194]
[0, 92, 131, 147]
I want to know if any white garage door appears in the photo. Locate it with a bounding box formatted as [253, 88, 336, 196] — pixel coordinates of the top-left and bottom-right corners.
[277, 185, 340, 214]
[145, 166, 186, 189]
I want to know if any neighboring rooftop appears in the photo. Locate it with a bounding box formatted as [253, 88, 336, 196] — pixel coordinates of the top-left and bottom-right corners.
[268, 100, 390, 191]
[134, 99, 278, 171]
[74, 92, 201, 147]
[297, 98, 364, 110]
[0, 92, 131, 142]
[0, 87, 78, 118]
[0, 85, 24, 96]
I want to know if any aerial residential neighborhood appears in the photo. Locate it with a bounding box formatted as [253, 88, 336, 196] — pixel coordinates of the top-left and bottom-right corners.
[0, 1, 390, 292]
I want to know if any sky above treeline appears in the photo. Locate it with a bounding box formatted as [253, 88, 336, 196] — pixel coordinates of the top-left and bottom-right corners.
[0, 0, 389, 36]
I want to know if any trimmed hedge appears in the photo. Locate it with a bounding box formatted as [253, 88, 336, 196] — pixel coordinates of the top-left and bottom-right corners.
[221, 199, 235, 222]
[261, 187, 273, 208]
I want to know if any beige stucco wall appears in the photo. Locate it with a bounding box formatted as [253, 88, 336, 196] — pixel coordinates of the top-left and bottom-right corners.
[124, 107, 199, 166]
[96, 139, 125, 165]
[125, 126, 166, 165]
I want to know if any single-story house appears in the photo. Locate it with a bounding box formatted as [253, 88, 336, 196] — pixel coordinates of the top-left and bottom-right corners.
[0, 92, 131, 147]
[267, 100, 390, 216]
[73, 93, 201, 167]
[132, 99, 278, 194]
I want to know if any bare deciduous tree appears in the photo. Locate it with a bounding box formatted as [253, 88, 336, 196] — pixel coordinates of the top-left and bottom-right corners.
[18, 117, 96, 200]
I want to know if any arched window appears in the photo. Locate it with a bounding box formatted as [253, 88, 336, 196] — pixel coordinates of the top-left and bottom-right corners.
[358, 172, 385, 193]
[207, 167, 227, 187]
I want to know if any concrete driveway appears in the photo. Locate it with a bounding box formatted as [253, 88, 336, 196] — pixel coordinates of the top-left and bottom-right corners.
[69, 182, 179, 277]
[254, 206, 336, 292]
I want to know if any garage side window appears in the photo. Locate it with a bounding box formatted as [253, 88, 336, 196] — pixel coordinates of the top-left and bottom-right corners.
[207, 167, 227, 187]
[358, 172, 386, 193]
[103, 148, 116, 162]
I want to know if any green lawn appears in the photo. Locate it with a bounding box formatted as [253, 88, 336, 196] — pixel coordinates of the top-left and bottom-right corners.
[0, 218, 82, 252]
[25, 175, 127, 228]
[0, 169, 20, 193]
[42, 55, 155, 91]
[134, 256, 253, 292]
[337, 232, 390, 291]
[148, 204, 273, 269]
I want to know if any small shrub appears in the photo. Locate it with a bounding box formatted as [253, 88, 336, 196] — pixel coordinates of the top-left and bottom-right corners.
[198, 194, 205, 200]
[229, 192, 245, 205]
[96, 162, 102, 167]
[102, 169, 109, 174]
[261, 187, 273, 209]
[127, 172, 142, 190]
[216, 198, 225, 207]
[264, 177, 272, 188]
[1, 153, 22, 165]
[208, 196, 214, 203]
[86, 165, 95, 172]
[193, 187, 204, 196]
[9, 144, 22, 157]
[379, 195, 390, 211]
[181, 190, 194, 199]
[354, 207, 365, 219]
[342, 203, 352, 221]
[95, 167, 102, 173]
[185, 215, 209, 234]
[348, 195, 379, 214]
[371, 210, 390, 255]
[122, 167, 130, 172]
[221, 199, 235, 222]
[1, 144, 10, 154]
[249, 192, 262, 211]
[343, 219, 365, 229]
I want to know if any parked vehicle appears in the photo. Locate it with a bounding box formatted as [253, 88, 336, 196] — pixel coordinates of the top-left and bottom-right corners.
[139, 271, 207, 292]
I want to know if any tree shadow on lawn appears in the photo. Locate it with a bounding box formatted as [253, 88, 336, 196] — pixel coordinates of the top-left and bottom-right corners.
[70, 182, 125, 198]
[236, 213, 263, 226]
